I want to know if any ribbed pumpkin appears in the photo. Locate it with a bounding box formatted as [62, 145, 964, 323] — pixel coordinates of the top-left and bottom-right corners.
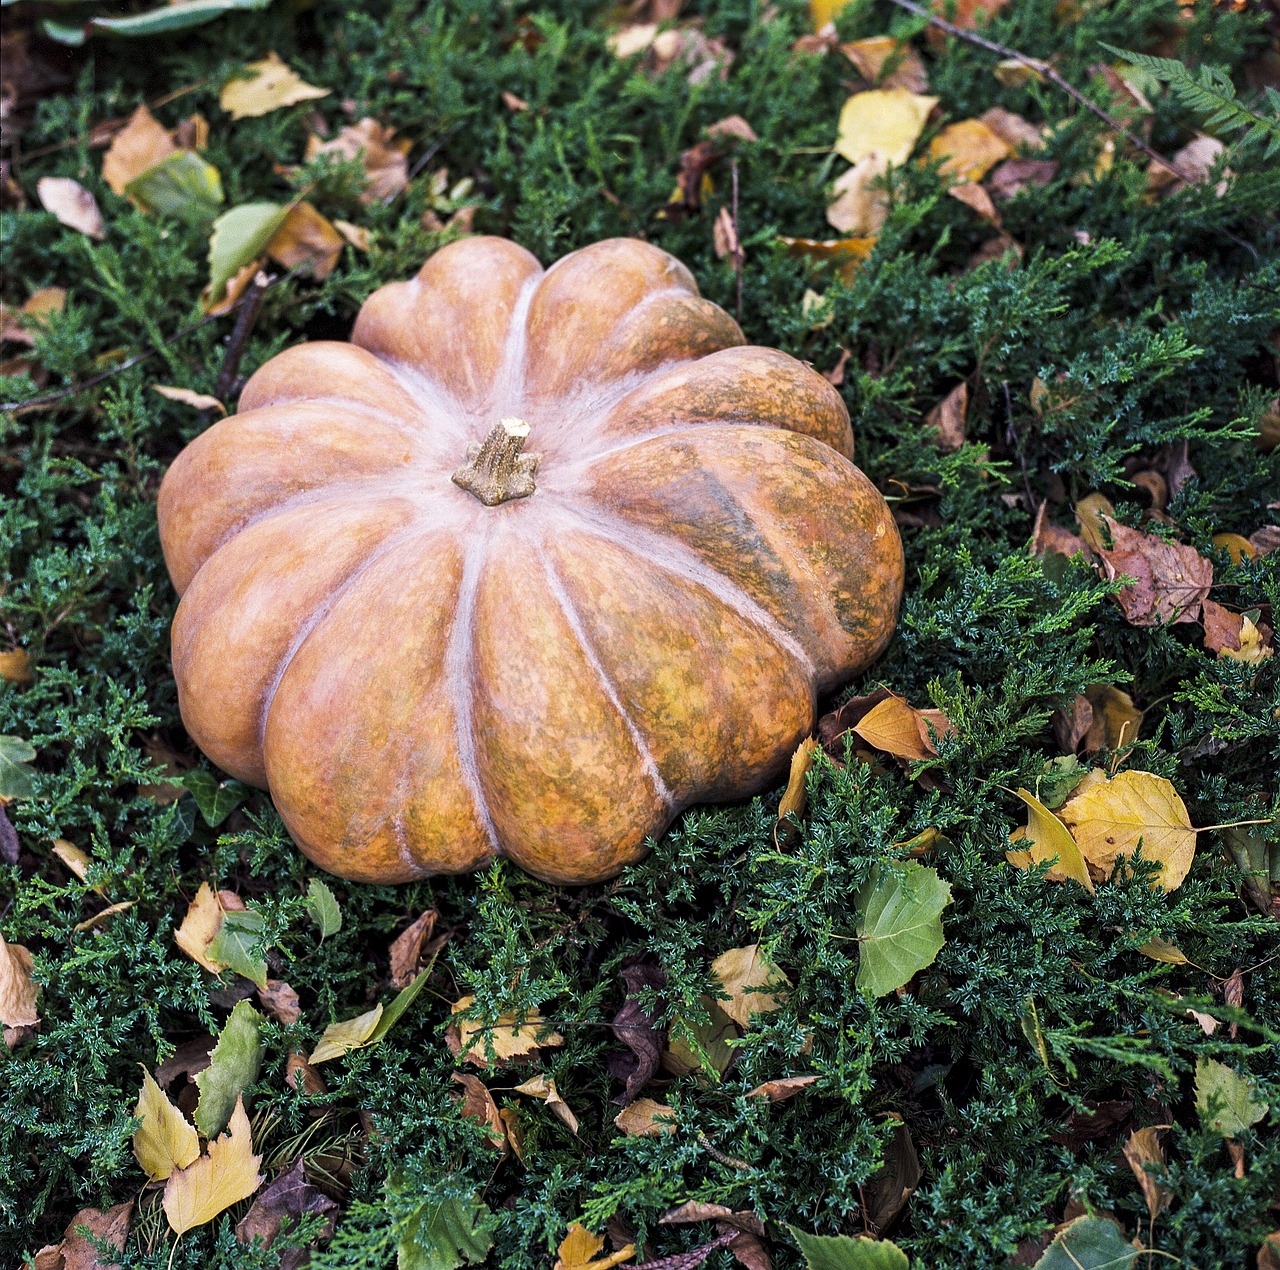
[158, 237, 904, 885]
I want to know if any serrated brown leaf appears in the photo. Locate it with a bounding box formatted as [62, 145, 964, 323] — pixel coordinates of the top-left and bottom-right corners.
[1095, 518, 1213, 626]
[235, 1158, 336, 1270]
[305, 119, 410, 203]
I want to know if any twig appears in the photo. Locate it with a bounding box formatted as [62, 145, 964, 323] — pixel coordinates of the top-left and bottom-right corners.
[214, 271, 271, 401]
[731, 158, 743, 324]
[885, 0, 1196, 185]
[401, 121, 466, 193]
[634, 1230, 737, 1270]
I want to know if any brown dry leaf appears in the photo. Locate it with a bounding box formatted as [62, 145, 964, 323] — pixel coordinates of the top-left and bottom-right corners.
[947, 181, 1000, 225]
[1007, 788, 1095, 893]
[133, 1067, 200, 1182]
[235, 1158, 337, 1268]
[285, 1050, 326, 1096]
[777, 235, 878, 283]
[1148, 135, 1228, 196]
[979, 106, 1044, 152]
[37, 178, 105, 240]
[554, 1222, 635, 1270]
[174, 883, 243, 974]
[1187, 1007, 1219, 1036]
[153, 385, 226, 414]
[163, 1095, 264, 1234]
[52, 839, 94, 885]
[836, 88, 937, 167]
[706, 114, 757, 142]
[389, 909, 437, 989]
[1054, 684, 1143, 755]
[306, 119, 410, 203]
[711, 944, 790, 1027]
[451, 995, 564, 1066]
[1203, 600, 1273, 665]
[0, 934, 40, 1030]
[924, 381, 968, 451]
[1030, 504, 1087, 559]
[988, 157, 1059, 200]
[852, 695, 950, 761]
[220, 53, 329, 121]
[775, 736, 818, 846]
[1250, 526, 1280, 557]
[257, 979, 301, 1026]
[452, 1072, 508, 1151]
[1074, 492, 1116, 552]
[865, 1117, 922, 1233]
[205, 261, 262, 318]
[174, 113, 209, 151]
[839, 36, 929, 92]
[73, 900, 134, 933]
[826, 153, 890, 236]
[499, 1106, 525, 1164]
[57, 1200, 133, 1270]
[744, 1073, 819, 1101]
[1122, 1126, 1170, 1219]
[266, 201, 345, 279]
[0, 287, 67, 347]
[1095, 518, 1213, 626]
[515, 1074, 580, 1134]
[712, 206, 743, 266]
[0, 649, 33, 684]
[928, 118, 1010, 182]
[102, 104, 177, 197]
[1059, 769, 1196, 891]
[333, 220, 371, 251]
[1260, 1232, 1280, 1270]
[614, 1097, 676, 1136]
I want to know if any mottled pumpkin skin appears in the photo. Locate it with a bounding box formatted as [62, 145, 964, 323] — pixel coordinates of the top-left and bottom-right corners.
[158, 237, 904, 885]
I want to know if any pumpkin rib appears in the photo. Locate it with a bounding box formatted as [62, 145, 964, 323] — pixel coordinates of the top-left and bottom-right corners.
[538, 549, 676, 811]
[557, 500, 818, 682]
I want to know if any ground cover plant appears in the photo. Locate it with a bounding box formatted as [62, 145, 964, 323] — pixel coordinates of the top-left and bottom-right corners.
[2, 0, 1278, 1266]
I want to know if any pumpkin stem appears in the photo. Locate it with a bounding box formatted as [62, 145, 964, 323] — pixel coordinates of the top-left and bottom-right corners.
[451, 417, 540, 506]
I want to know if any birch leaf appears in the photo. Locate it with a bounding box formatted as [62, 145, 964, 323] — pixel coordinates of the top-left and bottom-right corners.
[710, 944, 790, 1027]
[162, 1095, 263, 1234]
[836, 89, 937, 166]
[308, 1004, 383, 1065]
[133, 1067, 199, 1182]
[194, 999, 264, 1137]
[854, 862, 951, 997]
[1195, 1057, 1268, 1137]
[1007, 788, 1094, 893]
[220, 53, 329, 120]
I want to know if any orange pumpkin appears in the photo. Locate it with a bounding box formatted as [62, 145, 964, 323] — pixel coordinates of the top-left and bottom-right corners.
[158, 237, 904, 885]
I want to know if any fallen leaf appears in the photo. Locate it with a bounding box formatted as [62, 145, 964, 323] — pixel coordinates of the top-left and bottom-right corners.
[163, 1095, 264, 1234]
[156, 1035, 215, 1088]
[1195, 1057, 1267, 1137]
[777, 234, 877, 282]
[1250, 526, 1280, 556]
[58, 1200, 133, 1270]
[712, 205, 743, 266]
[836, 88, 937, 167]
[204, 203, 289, 312]
[0, 934, 39, 1029]
[220, 53, 329, 120]
[195, 999, 264, 1137]
[1122, 1126, 1169, 1219]
[256, 979, 300, 1026]
[663, 995, 738, 1077]
[924, 382, 968, 451]
[0, 287, 67, 347]
[0, 809, 17, 867]
[855, 862, 952, 997]
[1148, 134, 1229, 196]
[37, 178, 105, 239]
[102, 103, 177, 196]
[1212, 531, 1256, 562]
[1007, 788, 1094, 892]
[453, 1072, 508, 1150]
[826, 153, 891, 236]
[745, 1073, 819, 1101]
[610, 959, 665, 1104]
[1187, 1007, 1219, 1036]
[1203, 599, 1273, 664]
[614, 1097, 676, 1136]
[126, 150, 224, 225]
[73, 900, 135, 932]
[267, 201, 345, 280]
[515, 1074, 580, 1134]
[0, 648, 33, 684]
[852, 695, 949, 761]
[840, 36, 928, 92]
[451, 995, 564, 1066]
[235, 1158, 337, 1269]
[303, 877, 342, 939]
[206, 906, 269, 989]
[305, 119, 410, 203]
[206, 261, 264, 318]
[174, 883, 241, 974]
[1058, 769, 1196, 891]
[1054, 684, 1143, 755]
[947, 180, 1000, 226]
[776, 736, 819, 846]
[499, 1106, 525, 1163]
[1095, 518, 1213, 626]
[133, 1067, 200, 1182]
[711, 944, 790, 1027]
[865, 1117, 922, 1233]
[285, 1050, 326, 1096]
[1074, 492, 1115, 552]
[607, 22, 660, 59]
[928, 118, 1010, 182]
[1030, 504, 1086, 560]
[1137, 937, 1188, 965]
[52, 840, 94, 884]
[333, 219, 371, 251]
[153, 385, 226, 414]
[174, 113, 209, 151]
[388, 908, 437, 989]
[789, 1227, 909, 1269]
[988, 157, 1059, 200]
[1031, 1216, 1137, 1270]
[554, 1222, 635, 1270]
[501, 90, 530, 112]
[978, 106, 1044, 152]
[0, 736, 38, 800]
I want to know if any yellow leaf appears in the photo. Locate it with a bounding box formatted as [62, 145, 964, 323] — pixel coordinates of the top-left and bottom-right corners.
[1137, 937, 1188, 965]
[308, 1004, 383, 1064]
[1009, 788, 1095, 893]
[1222, 615, 1273, 666]
[1074, 492, 1115, 552]
[0, 934, 40, 1029]
[1123, 1126, 1170, 1219]
[776, 736, 819, 845]
[74, 900, 135, 932]
[162, 1095, 263, 1234]
[174, 882, 231, 974]
[851, 696, 937, 761]
[826, 153, 891, 236]
[927, 118, 1011, 182]
[613, 1097, 676, 1137]
[836, 88, 937, 167]
[777, 234, 878, 283]
[710, 944, 790, 1028]
[102, 104, 177, 197]
[220, 52, 329, 121]
[133, 1067, 199, 1182]
[515, 1075, 580, 1135]
[810, 0, 853, 28]
[0, 649, 33, 685]
[266, 200, 346, 280]
[1059, 770, 1197, 891]
[153, 385, 226, 414]
[451, 995, 564, 1066]
[51, 839, 93, 884]
[1211, 532, 1255, 563]
[555, 1222, 635, 1270]
[840, 37, 929, 93]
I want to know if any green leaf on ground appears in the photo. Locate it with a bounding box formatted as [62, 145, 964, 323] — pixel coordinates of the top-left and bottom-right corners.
[194, 999, 264, 1137]
[1031, 1216, 1138, 1269]
[180, 769, 246, 827]
[789, 1227, 909, 1270]
[205, 202, 289, 304]
[206, 908, 268, 989]
[1195, 1057, 1268, 1136]
[310, 961, 433, 1063]
[306, 878, 342, 940]
[44, 0, 274, 46]
[369, 959, 432, 1042]
[854, 862, 951, 997]
[127, 151, 224, 226]
[0, 736, 37, 800]
[396, 1187, 497, 1270]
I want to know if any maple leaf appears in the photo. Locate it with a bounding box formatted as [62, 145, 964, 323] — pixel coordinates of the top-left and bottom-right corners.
[1095, 517, 1213, 626]
[162, 1095, 264, 1234]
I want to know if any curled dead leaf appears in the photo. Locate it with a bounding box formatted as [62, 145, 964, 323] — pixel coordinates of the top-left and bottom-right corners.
[153, 385, 226, 414]
[0, 933, 40, 1031]
[614, 1097, 676, 1136]
[306, 119, 410, 203]
[776, 736, 818, 846]
[37, 178, 105, 240]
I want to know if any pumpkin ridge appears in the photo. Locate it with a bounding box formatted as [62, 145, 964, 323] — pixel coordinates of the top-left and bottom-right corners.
[360, 355, 476, 452]
[556, 501, 817, 681]
[538, 550, 675, 811]
[237, 395, 436, 446]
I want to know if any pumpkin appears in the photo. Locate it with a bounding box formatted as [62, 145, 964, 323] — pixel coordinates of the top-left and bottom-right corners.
[158, 236, 904, 885]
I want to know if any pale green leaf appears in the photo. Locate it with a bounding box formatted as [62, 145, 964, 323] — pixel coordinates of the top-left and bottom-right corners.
[306, 878, 342, 940]
[180, 769, 246, 827]
[126, 150, 224, 225]
[855, 862, 951, 997]
[0, 736, 37, 800]
[206, 202, 289, 304]
[44, 0, 273, 45]
[1195, 1057, 1268, 1137]
[206, 907, 268, 989]
[368, 960, 432, 1042]
[194, 999, 264, 1137]
[789, 1227, 909, 1270]
[395, 1186, 496, 1270]
[309, 1004, 382, 1065]
[1031, 1216, 1138, 1270]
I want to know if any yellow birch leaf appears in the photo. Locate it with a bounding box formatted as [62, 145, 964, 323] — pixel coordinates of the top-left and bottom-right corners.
[836, 89, 937, 167]
[852, 696, 935, 761]
[1009, 788, 1095, 893]
[451, 996, 563, 1065]
[710, 943, 790, 1028]
[174, 882, 230, 974]
[308, 1004, 383, 1064]
[1058, 770, 1197, 892]
[220, 53, 329, 121]
[1074, 492, 1115, 552]
[826, 153, 891, 236]
[928, 118, 1010, 182]
[162, 1095, 263, 1234]
[1222, 615, 1273, 666]
[613, 1097, 676, 1136]
[52, 839, 93, 883]
[1137, 937, 1188, 965]
[555, 1222, 635, 1270]
[0, 649, 33, 685]
[153, 385, 226, 414]
[133, 1067, 200, 1182]
[0, 934, 40, 1029]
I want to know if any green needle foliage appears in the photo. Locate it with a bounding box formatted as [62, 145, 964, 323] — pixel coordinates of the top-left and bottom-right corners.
[2, 0, 1278, 1267]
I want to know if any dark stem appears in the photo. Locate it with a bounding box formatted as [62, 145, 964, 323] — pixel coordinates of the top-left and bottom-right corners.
[731, 158, 743, 323]
[214, 270, 270, 402]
